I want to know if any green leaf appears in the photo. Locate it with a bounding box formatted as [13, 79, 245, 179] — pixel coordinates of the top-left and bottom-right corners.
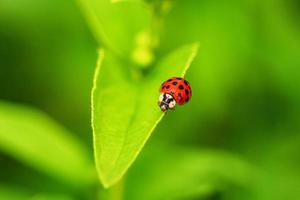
[0, 185, 73, 200]
[0, 101, 94, 186]
[30, 194, 73, 200]
[0, 185, 29, 200]
[111, 0, 143, 3]
[125, 146, 257, 200]
[77, 0, 150, 58]
[92, 44, 198, 187]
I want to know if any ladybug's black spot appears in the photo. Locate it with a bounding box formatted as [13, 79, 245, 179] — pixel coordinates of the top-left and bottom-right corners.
[176, 77, 183, 80]
[178, 93, 183, 102]
[167, 79, 173, 82]
[185, 89, 189, 95]
[166, 85, 170, 89]
[184, 80, 189, 85]
[185, 97, 189, 102]
[172, 81, 178, 86]
[178, 85, 184, 90]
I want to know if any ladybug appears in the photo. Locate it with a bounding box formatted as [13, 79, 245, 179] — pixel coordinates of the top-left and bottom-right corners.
[158, 77, 192, 112]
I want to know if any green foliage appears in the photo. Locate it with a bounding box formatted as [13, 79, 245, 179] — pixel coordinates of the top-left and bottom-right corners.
[92, 44, 198, 187]
[125, 146, 257, 200]
[0, 185, 73, 200]
[0, 185, 28, 200]
[0, 182, 82, 200]
[1, 0, 300, 199]
[0, 101, 94, 186]
[78, 0, 151, 62]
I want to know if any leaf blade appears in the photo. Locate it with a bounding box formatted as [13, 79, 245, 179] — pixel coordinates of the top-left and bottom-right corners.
[92, 44, 198, 187]
[0, 101, 94, 186]
[92, 49, 138, 187]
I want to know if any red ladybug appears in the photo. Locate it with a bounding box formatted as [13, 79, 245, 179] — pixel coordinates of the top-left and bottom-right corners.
[158, 77, 192, 112]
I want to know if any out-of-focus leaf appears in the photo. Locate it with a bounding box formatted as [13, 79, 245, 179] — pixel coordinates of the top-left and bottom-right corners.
[111, 0, 143, 3]
[252, 133, 300, 200]
[0, 101, 94, 186]
[30, 193, 73, 200]
[0, 185, 73, 200]
[0, 185, 29, 200]
[125, 146, 257, 200]
[258, 0, 300, 102]
[77, 0, 150, 59]
[92, 44, 198, 187]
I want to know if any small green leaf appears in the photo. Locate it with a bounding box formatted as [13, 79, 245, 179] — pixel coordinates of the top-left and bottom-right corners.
[77, 0, 150, 58]
[92, 44, 198, 187]
[0, 101, 94, 186]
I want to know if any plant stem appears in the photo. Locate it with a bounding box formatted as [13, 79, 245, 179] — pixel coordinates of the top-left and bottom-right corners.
[109, 179, 124, 200]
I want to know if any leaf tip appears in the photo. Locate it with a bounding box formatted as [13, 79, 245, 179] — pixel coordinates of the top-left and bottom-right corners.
[192, 43, 199, 55]
[182, 42, 199, 77]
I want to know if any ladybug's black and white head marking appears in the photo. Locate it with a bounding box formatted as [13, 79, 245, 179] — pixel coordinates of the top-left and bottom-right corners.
[158, 93, 176, 112]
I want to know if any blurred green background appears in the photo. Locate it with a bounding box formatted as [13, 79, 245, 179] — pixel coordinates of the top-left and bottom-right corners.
[0, 0, 300, 199]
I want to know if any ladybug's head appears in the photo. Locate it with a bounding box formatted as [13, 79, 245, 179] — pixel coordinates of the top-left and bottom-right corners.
[158, 93, 176, 112]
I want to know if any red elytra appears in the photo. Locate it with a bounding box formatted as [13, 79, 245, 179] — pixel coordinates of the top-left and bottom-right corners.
[159, 77, 192, 105]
